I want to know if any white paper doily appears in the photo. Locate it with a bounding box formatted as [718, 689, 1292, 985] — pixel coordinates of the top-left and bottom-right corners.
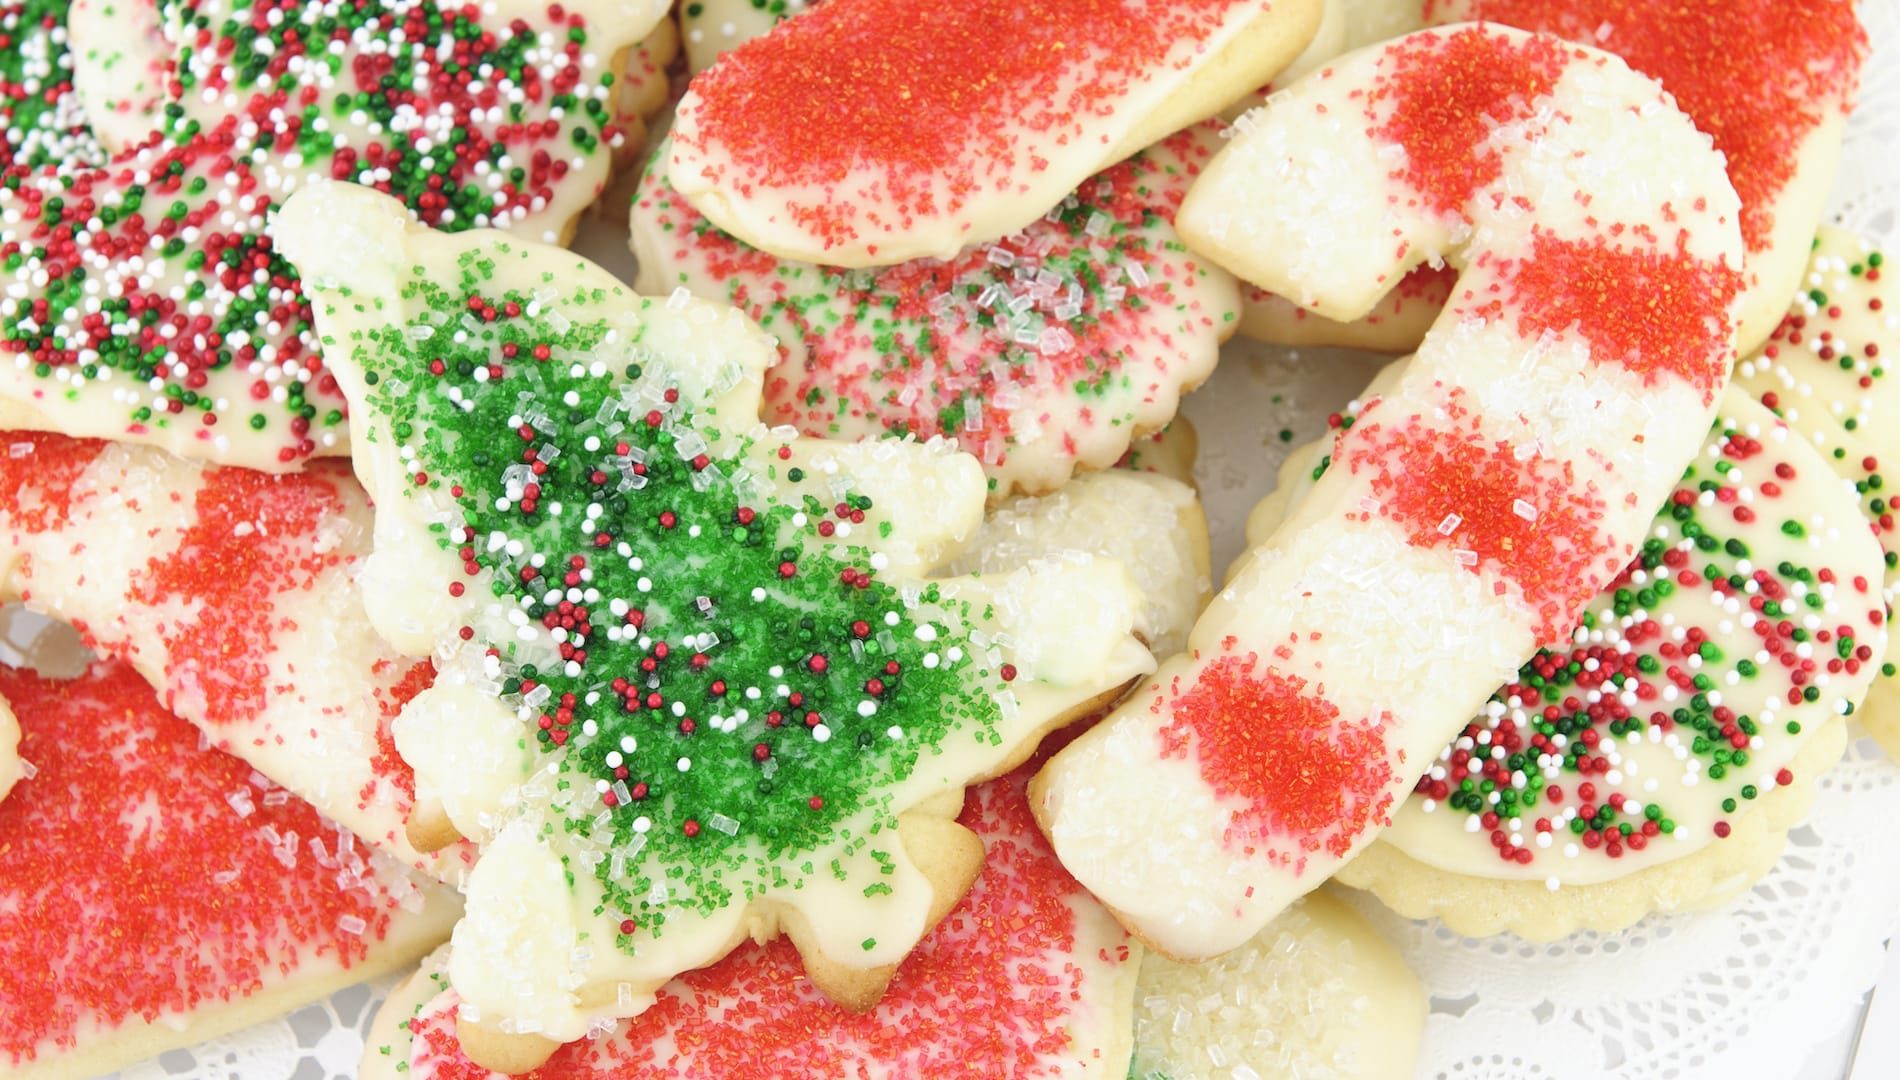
[59, 1, 1900, 1076]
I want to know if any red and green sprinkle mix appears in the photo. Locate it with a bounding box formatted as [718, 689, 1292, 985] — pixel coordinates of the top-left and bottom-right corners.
[0, 0, 107, 172]
[634, 124, 1233, 491]
[1, 0, 626, 466]
[1393, 409, 1884, 867]
[348, 245, 1013, 938]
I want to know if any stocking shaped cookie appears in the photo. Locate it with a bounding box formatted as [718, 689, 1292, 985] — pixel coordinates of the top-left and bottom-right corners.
[0, 0, 667, 470]
[275, 180, 1151, 1070]
[0, 432, 475, 878]
[1734, 228, 1900, 754]
[1035, 26, 1744, 959]
[0, 659, 459, 1078]
[1237, 0, 1865, 355]
[633, 125, 1237, 497]
[666, 0, 1323, 266]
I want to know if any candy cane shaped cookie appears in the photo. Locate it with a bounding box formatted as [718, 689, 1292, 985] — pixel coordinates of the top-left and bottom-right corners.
[1734, 228, 1900, 754]
[666, 0, 1323, 267]
[1237, 0, 1864, 355]
[275, 180, 1151, 1070]
[633, 125, 1239, 497]
[0, 0, 666, 471]
[0, 660, 459, 1079]
[1033, 25, 1745, 958]
[0, 431, 477, 878]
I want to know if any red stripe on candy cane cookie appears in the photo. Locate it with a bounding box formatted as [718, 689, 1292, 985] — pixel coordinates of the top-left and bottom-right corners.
[1370, 28, 1570, 219]
[1475, 229, 1741, 397]
[1155, 653, 1396, 869]
[1032, 24, 1743, 962]
[1338, 393, 1609, 638]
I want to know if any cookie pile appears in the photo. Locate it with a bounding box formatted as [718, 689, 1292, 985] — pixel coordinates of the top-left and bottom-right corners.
[0, 0, 1882, 1077]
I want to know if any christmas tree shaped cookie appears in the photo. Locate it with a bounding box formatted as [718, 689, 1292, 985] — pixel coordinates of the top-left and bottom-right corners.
[275, 180, 1151, 1071]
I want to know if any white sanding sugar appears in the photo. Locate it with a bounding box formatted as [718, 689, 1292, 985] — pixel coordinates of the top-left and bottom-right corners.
[1130, 904, 1368, 1080]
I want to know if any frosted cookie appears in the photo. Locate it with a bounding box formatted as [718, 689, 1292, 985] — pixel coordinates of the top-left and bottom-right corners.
[1253, 387, 1883, 937]
[633, 125, 1237, 497]
[1129, 890, 1425, 1080]
[588, 16, 685, 227]
[667, 0, 1322, 266]
[365, 760, 1140, 1080]
[1, 0, 665, 471]
[952, 471, 1210, 660]
[0, 660, 460, 1079]
[1734, 228, 1900, 755]
[0, 431, 478, 878]
[1035, 26, 1745, 961]
[1238, 0, 1865, 354]
[275, 180, 1151, 1069]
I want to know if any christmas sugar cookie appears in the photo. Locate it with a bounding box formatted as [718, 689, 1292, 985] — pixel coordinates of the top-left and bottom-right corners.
[1035, 26, 1744, 961]
[1252, 386, 1884, 938]
[1129, 890, 1425, 1080]
[0, 431, 477, 878]
[1734, 228, 1900, 756]
[69, 0, 676, 162]
[632, 125, 1238, 497]
[667, 0, 1322, 266]
[0, 0, 665, 471]
[364, 761, 1140, 1080]
[1238, 0, 1864, 355]
[275, 180, 1151, 1070]
[0, 660, 460, 1079]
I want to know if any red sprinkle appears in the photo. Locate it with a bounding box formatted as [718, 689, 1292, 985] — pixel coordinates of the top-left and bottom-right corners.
[1156, 654, 1395, 867]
